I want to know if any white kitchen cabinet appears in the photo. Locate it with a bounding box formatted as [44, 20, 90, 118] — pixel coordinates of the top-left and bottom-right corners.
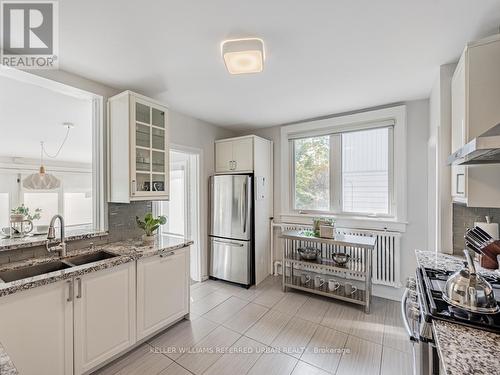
[215, 137, 254, 172]
[108, 91, 170, 203]
[74, 262, 136, 374]
[451, 34, 500, 207]
[136, 246, 189, 340]
[0, 280, 73, 375]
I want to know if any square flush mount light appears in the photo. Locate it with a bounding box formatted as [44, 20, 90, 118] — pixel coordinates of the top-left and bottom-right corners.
[221, 38, 265, 75]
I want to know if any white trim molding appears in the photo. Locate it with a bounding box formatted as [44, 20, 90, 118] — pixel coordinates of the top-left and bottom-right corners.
[280, 105, 407, 232]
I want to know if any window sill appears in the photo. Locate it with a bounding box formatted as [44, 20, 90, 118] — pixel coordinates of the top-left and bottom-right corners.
[277, 213, 408, 233]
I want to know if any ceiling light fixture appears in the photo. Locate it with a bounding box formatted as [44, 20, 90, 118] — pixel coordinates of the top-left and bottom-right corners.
[221, 38, 265, 75]
[22, 122, 74, 190]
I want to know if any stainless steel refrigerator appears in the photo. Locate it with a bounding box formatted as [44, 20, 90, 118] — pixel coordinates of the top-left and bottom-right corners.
[209, 174, 254, 287]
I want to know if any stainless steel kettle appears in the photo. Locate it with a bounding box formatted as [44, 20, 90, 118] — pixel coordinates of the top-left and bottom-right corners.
[442, 250, 499, 314]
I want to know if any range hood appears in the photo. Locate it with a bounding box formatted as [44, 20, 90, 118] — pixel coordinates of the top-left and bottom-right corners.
[448, 123, 500, 165]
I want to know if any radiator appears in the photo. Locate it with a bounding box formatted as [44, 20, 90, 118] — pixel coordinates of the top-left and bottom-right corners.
[272, 223, 402, 288]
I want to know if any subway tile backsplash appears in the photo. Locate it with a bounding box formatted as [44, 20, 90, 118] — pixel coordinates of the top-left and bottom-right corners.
[452, 203, 500, 254]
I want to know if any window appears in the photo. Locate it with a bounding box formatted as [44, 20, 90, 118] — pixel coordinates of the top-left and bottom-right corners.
[293, 136, 330, 211]
[342, 127, 390, 214]
[292, 127, 393, 216]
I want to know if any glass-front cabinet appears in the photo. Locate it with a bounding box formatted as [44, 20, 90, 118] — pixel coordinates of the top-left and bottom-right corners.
[108, 91, 169, 202]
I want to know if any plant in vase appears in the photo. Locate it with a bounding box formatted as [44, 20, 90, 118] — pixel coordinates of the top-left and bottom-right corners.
[9, 204, 41, 237]
[136, 213, 167, 245]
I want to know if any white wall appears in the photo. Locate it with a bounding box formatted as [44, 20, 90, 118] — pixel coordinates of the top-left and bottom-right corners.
[167, 110, 236, 279]
[237, 100, 430, 300]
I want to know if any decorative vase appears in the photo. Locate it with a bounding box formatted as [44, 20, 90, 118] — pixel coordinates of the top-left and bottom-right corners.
[142, 234, 156, 245]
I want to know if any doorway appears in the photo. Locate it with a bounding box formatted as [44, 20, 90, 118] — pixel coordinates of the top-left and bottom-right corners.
[155, 146, 201, 282]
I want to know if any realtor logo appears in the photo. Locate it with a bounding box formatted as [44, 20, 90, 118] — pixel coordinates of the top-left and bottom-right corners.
[1, 1, 59, 69]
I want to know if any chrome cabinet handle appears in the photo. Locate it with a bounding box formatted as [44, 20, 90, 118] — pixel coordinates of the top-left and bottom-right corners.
[67, 280, 73, 302]
[160, 251, 175, 258]
[131, 180, 137, 195]
[76, 278, 82, 299]
[233, 160, 237, 170]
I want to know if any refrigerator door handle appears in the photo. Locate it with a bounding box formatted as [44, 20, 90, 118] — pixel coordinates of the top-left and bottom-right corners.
[212, 238, 245, 247]
[243, 179, 248, 234]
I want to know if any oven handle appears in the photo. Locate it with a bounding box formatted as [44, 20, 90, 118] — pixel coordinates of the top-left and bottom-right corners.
[401, 288, 418, 342]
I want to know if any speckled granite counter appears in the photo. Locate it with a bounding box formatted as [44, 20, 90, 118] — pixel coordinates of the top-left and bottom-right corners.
[0, 228, 108, 252]
[0, 343, 17, 375]
[415, 250, 500, 375]
[0, 235, 193, 297]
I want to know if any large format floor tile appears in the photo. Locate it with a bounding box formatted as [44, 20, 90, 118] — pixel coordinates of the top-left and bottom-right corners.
[149, 317, 218, 360]
[202, 296, 249, 324]
[93, 276, 414, 375]
[203, 336, 266, 375]
[176, 326, 241, 374]
[336, 335, 383, 375]
[223, 302, 269, 334]
[95, 344, 172, 375]
[245, 309, 293, 345]
[271, 317, 318, 358]
[294, 296, 330, 324]
[380, 346, 413, 375]
[247, 352, 298, 375]
[300, 326, 348, 373]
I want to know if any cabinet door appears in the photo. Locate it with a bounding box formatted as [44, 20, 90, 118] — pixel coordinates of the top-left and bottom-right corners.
[0, 281, 73, 375]
[74, 262, 136, 374]
[451, 58, 467, 201]
[232, 138, 254, 172]
[131, 96, 169, 200]
[215, 141, 234, 172]
[137, 247, 189, 340]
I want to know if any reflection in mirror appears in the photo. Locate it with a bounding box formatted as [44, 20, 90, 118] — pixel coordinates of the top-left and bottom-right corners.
[0, 72, 101, 241]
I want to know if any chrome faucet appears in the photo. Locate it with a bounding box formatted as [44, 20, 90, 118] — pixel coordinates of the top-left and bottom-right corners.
[46, 214, 67, 257]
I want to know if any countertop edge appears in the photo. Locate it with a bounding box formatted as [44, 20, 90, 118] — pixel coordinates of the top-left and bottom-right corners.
[0, 237, 193, 298]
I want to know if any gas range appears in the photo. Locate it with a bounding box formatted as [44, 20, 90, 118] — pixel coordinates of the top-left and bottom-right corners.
[416, 267, 500, 334]
[402, 267, 500, 375]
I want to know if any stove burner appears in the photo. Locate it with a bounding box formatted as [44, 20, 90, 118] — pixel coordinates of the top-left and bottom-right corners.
[417, 267, 500, 334]
[447, 305, 495, 325]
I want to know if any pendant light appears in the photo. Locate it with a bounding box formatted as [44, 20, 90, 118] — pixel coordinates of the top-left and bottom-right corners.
[22, 123, 73, 190]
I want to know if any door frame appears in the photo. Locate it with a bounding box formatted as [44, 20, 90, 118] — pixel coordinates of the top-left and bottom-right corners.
[154, 144, 203, 282]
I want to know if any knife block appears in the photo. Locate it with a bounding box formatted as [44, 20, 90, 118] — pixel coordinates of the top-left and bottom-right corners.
[479, 242, 500, 269]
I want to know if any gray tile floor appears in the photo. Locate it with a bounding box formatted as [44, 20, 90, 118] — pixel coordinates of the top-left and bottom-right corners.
[93, 276, 413, 375]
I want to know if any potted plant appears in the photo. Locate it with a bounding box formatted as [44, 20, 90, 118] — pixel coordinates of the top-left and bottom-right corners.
[136, 213, 167, 245]
[9, 204, 42, 237]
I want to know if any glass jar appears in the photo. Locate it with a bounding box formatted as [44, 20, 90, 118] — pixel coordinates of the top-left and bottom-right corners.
[9, 214, 33, 238]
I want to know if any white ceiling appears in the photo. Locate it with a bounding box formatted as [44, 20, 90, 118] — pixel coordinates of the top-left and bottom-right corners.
[59, 0, 500, 129]
[0, 76, 93, 163]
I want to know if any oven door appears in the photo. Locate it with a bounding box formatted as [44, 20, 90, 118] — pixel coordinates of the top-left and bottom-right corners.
[401, 287, 438, 375]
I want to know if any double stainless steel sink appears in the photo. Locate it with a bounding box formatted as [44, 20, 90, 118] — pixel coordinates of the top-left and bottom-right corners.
[0, 250, 118, 283]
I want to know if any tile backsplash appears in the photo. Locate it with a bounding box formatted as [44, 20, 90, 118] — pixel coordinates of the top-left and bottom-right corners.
[452, 203, 500, 254]
[0, 201, 152, 265]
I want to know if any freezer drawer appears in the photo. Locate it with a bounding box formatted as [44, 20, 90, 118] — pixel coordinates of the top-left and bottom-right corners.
[209, 237, 252, 285]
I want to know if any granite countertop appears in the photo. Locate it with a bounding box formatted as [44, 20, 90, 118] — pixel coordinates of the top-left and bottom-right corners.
[0, 227, 108, 252]
[415, 250, 500, 375]
[0, 342, 18, 375]
[0, 235, 193, 298]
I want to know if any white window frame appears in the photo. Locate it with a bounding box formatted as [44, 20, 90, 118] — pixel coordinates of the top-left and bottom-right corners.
[280, 105, 407, 231]
[0, 67, 105, 231]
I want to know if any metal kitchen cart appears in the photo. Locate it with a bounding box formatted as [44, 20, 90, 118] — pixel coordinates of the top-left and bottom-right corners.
[281, 230, 376, 313]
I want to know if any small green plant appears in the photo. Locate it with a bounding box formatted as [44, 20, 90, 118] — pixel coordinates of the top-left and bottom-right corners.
[136, 213, 167, 236]
[11, 204, 42, 221]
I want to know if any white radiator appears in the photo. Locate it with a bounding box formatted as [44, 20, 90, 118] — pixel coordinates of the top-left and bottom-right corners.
[272, 223, 402, 288]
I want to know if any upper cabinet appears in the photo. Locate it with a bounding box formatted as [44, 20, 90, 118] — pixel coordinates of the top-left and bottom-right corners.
[451, 35, 500, 207]
[215, 137, 254, 173]
[108, 91, 169, 203]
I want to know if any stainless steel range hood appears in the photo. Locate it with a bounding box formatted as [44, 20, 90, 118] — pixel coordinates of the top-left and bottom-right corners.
[448, 123, 500, 165]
